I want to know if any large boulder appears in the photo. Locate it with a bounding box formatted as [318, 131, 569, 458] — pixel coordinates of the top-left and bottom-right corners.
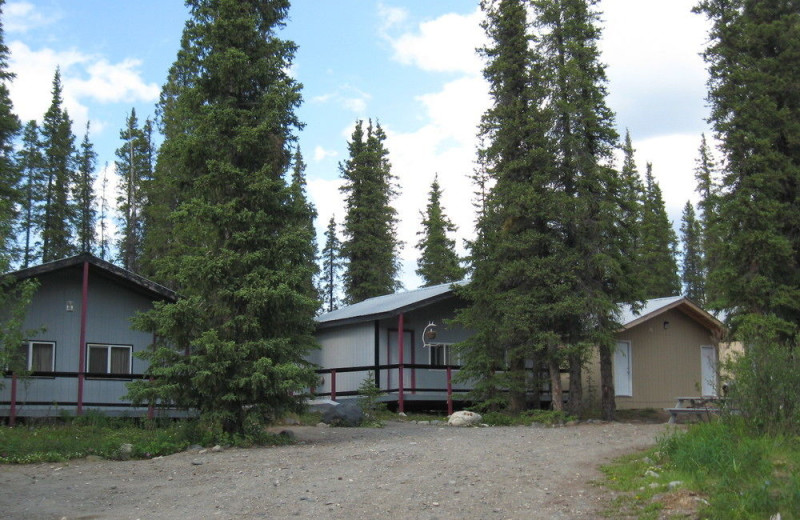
[448, 410, 482, 427]
[321, 401, 364, 427]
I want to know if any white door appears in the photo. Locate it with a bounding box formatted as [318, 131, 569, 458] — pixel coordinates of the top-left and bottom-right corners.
[614, 341, 632, 396]
[701, 345, 717, 396]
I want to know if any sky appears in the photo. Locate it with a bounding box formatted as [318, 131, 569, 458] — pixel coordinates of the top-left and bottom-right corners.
[5, 0, 714, 290]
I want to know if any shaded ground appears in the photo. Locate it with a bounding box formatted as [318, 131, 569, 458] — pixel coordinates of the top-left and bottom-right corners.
[0, 421, 669, 519]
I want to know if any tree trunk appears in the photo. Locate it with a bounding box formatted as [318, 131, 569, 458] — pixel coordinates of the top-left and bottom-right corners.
[598, 342, 615, 421]
[566, 351, 583, 417]
[508, 355, 526, 413]
[548, 356, 563, 412]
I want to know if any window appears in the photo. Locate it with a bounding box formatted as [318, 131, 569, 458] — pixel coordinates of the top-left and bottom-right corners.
[21, 341, 55, 371]
[429, 344, 453, 366]
[87, 344, 132, 375]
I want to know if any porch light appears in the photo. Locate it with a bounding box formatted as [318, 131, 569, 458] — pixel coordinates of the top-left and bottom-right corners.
[663, 320, 670, 330]
[66, 300, 74, 312]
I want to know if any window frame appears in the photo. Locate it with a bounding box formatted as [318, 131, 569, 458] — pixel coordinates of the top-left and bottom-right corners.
[428, 343, 454, 367]
[86, 343, 133, 376]
[21, 340, 56, 372]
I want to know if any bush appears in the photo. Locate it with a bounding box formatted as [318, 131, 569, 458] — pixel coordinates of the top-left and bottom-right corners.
[724, 329, 800, 435]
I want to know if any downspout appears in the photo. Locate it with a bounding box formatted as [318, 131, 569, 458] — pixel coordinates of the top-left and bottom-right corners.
[9, 372, 17, 426]
[76, 260, 89, 416]
[374, 320, 380, 389]
[398, 312, 405, 414]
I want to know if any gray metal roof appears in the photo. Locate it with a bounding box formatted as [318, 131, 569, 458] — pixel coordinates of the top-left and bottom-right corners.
[318, 286, 722, 333]
[316, 281, 466, 328]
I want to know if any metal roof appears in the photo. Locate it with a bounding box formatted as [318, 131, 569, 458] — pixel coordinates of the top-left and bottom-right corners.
[318, 285, 723, 334]
[7, 253, 177, 302]
[316, 281, 466, 328]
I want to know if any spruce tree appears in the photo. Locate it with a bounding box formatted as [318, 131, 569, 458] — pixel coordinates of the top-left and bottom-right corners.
[127, 0, 318, 434]
[696, 1, 800, 341]
[534, 0, 641, 418]
[15, 121, 42, 268]
[98, 163, 110, 261]
[639, 163, 680, 298]
[115, 109, 152, 271]
[456, 0, 568, 412]
[680, 201, 704, 304]
[40, 69, 77, 262]
[320, 215, 341, 313]
[0, 0, 19, 262]
[339, 119, 401, 303]
[75, 122, 96, 253]
[694, 133, 719, 304]
[416, 174, 465, 286]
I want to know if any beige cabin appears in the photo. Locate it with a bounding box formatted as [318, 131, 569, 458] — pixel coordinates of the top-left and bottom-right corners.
[583, 296, 725, 410]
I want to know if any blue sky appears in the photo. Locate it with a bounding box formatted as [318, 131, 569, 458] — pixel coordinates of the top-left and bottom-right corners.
[5, 0, 712, 290]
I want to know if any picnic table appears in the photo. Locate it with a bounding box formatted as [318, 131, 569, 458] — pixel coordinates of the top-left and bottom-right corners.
[665, 396, 724, 424]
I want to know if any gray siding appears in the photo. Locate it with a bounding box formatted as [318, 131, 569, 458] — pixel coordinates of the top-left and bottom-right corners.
[2, 266, 161, 416]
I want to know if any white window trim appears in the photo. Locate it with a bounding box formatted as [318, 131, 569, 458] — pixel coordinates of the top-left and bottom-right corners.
[428, 342, 455, 367]
[23, 340, 56, 372]
[86, 343, 133, 375]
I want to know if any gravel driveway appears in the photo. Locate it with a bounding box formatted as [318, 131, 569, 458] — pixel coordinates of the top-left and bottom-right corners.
[0, 421, 669, 519]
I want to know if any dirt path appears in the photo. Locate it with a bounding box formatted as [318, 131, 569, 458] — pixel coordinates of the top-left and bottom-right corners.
[0, 421, 668, 519]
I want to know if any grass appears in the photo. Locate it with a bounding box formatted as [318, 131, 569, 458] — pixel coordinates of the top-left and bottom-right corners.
[600, 419, 800, 519]
[0, 414, 294, 464]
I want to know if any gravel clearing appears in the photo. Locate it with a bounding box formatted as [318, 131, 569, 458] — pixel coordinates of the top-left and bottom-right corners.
[0, 420, 669, 519]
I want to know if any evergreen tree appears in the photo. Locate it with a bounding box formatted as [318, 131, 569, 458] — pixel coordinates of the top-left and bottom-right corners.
[127, 0, 318, 435]
[639, 163, 680, 298]
[696, 1, 800, 342]
[694, 133, 719, 303]
[115, 109, 152, 271]
[0, 0, 37, 379]
[416, 174, 465, 286]
[0, 0, 19, 261]
[40, 69, 77, 262]
[15, 121, 43, 268]
[535, 0, 641, 418]
[98, 163, 110, 261]
[75, 122, 96, 253]
[339, 119, 401, 303]
[619, 130, 645, 265]
[320, 215, 341, 313]
[680, 201, 704, 303]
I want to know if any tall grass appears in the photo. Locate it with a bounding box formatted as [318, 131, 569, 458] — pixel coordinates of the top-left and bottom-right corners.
[657, 419, 800, 519]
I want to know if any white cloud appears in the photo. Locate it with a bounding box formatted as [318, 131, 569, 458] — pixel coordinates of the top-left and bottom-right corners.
[7, 41, 159, 134]
[313, 145, 338, 162]
[377, 3, 409, 32]
[5, 1, 58, 33]
[66, 58, 160, 104]
[388, 8, 486, 75]
[311, 84, 371, 114]
[308, 176, 346, 242]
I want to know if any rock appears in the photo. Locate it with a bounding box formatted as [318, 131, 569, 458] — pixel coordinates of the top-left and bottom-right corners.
[668, 480, 683, 490]
[321, 401, 364, 426]
[649, 482, 661, 489]
[191, 459, 204, 466]
[118, 443, 133, 461]
[187, 444, 203, 451]
[397, 412, 407, 417]
[644, 469, 660, 478]
[316, 422, 329, 428]
[283, 417, 300, 426]
[279, 430, 296, 440]
[642, 456, 654, 465]
[448, 411, 483, 427]
[211, 445, 223, 453]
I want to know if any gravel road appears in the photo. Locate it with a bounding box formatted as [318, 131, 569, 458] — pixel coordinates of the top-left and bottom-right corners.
[0, 420, 669, 519]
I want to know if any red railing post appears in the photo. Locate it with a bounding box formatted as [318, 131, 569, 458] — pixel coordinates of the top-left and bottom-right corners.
[446, 366, 453, 416]
[330, 369, 336, 401]
[9, 372, 17, 427]
[77, 260, 89, 416]
[398, 313, 405, 414]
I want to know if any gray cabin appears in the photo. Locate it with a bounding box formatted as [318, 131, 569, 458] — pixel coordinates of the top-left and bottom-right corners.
[1, 253, 176, 422]
[311, 282, 474, 412]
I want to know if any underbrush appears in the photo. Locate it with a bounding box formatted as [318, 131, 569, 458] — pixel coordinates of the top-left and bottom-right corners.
[0, 414, 293, 464]
[482, 409, 574, 426]
[602, 419, 800, 519]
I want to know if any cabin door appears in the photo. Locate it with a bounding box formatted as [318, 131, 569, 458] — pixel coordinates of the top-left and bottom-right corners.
[614, 340, 632, 396]
[701, 345, 717, 396]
